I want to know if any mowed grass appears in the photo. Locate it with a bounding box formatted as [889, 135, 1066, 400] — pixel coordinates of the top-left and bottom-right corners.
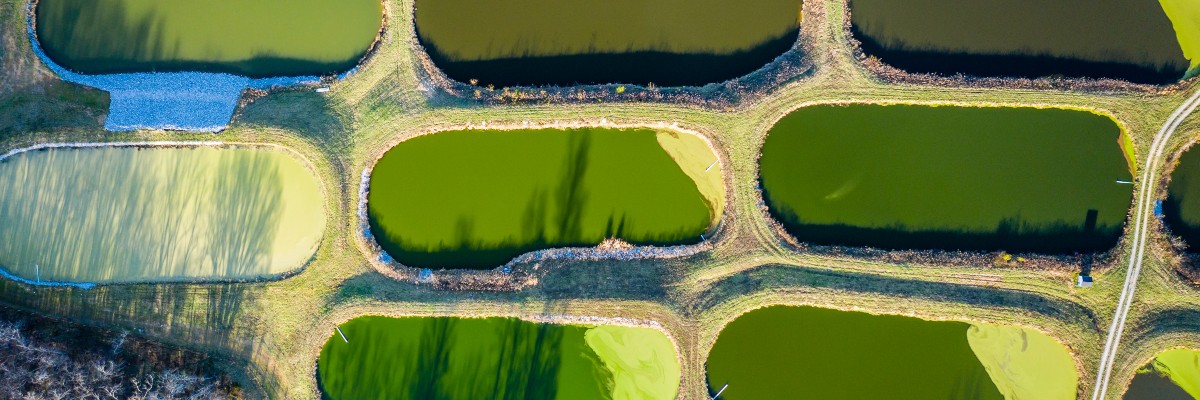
[759, 104, 1134, 254]
[317, 316, 680, 400]
[0, 146, 325, 283]
[366, 128, 714, 269]
[35, 0, 383, 77]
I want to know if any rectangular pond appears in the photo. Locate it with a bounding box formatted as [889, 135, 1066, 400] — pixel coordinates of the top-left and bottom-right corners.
[1163, 145, 1200, 252]
[0, 145, 325, 283]
[367, 128, 722, 269]
[318, 316, 681, 399]
[35, 0, 383, 77]
[706, 305, 1078, 399]
[415, 0, 801, 87]
[849, 0, 1199, 83]
[759, 104, 1134, 254]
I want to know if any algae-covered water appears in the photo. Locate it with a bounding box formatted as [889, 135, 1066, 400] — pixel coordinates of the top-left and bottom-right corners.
[849, 0, 1199, 83]
[367, 128, 719, 269]
[317, 316, 680, 400]
[1164, 146, 1200, 251]
[0, 146, 325, 283]
[414, 0, 802, 87]
[1124, 349, 1200, 400]
[759, 104, 1133, 253]
[35, 0, 383, 77]
[705, 306, 1077, 400]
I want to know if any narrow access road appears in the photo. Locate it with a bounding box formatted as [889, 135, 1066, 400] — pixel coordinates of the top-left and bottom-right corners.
[1092, 88, 1200, 400]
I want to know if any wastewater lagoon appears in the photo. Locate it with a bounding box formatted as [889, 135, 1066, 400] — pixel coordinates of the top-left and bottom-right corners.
[34, 0, 383, 77]
[705, 306, 1078, 400]
[0, 145, 325, 283]
[1164, 145, 1200, 252]
[759, 104, 1134, 254]
[849, 0, 1200, 83]
[414, 0, 802, 87]
[1124, 349, 1200, 400]
[317, 316, 681, 400]
[367, 128, 721, 269]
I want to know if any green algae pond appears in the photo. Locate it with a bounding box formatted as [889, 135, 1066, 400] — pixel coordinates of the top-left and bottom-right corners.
[1124, 349, 1200, 399]
[35, 0, 383, 77]
[1164, 146, 1200, 252]
[367, 127, 722, 270]
[317, 316, 681, 400]
[706, 306, 1078, 400]
[414, 0, 801, 87]
[0, 145, 325, 283]
[849, 0, 1200, 83]
[759, 104, 1134, 254]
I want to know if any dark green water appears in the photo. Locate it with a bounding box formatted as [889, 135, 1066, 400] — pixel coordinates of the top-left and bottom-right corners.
[414, 0, 802, 87]
[1165, 147, 1200, 251]
[849, 0, 1191, 84]
[35, 0, 383, 77]
[1124, 372, 1193, 400]
[367, 128, 712, 270]
[759, 104, 1133, 253]
[705, 306, 1003, 400]
[317, 317, 610, 400]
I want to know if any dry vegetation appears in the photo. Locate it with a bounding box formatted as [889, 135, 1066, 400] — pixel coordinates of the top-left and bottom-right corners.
[0, 0, 1199, 398]
[0, 307, 241, 399]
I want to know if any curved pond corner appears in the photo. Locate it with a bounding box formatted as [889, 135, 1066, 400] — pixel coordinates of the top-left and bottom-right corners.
[414, 0, 802, 87]
[29, 0, 383, 131]
[0, 144, 326, 284]
[1164, 145, 1200, 251]
[366, 127, 721, 270]
[759, 104, 1133, 254]
[317, 316, 681, 399]
[705, 306, 1077, 400]
[848, 0, 1198, 84]
[1124, 349, 1200, 400]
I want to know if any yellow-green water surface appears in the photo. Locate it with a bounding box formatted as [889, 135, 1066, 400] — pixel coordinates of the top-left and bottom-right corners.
[414, 0, 802, 86]
[759, 104, 1133, 253]
[849, 0, 1199, 83]
[705, 306, 1077, 400]
[317, 316, 680, 400]
[35, 0, 383, 77]
[367, 128, 718, 269]
[0, 146, 325, 283]
[1125, 349, 1200, 399]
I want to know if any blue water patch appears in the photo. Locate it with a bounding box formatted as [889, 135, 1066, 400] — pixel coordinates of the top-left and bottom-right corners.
[25, 2, 355, 132]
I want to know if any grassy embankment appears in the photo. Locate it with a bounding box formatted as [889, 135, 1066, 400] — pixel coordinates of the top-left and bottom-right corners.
[0, 0, 1199, 398]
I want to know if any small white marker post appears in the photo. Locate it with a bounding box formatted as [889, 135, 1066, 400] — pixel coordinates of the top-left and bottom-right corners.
[1116, 180, 1133, 184]
[35, 264, 39, 284]
[705, 160, 719, 173]
[712, 384, 728, 399]
[336, 326, 349, 343]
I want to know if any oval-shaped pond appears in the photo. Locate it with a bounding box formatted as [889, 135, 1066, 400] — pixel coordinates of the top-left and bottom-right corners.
[706, 306, 1078, 399]
[1164, 145, 1200, 253]
[415, 0, 802, 87]
[318, 316, 681, 399]
[368, 128, 722, 269]
[759, 104, 1134, 254]
[35, 0, 384, 77]
[1124, 349, 1200, 399]
[849, 0, 1199, 83]
[0, 145, 326, 283]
